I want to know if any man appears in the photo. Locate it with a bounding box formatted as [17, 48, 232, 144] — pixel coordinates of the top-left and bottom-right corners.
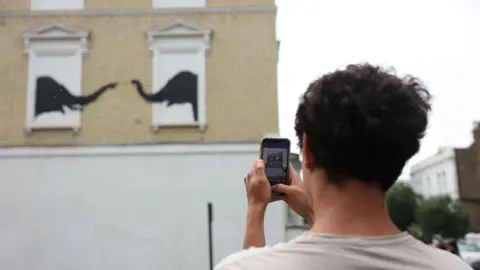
[446, 240, 460, 256]
[215, 64, 472, 269]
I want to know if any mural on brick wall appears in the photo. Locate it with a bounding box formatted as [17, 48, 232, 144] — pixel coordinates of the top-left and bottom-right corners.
[131, 70, 199, 124]
[23, 20, 210, 131]
[34, 76, 117, 118]
[137, 20, 210, 128]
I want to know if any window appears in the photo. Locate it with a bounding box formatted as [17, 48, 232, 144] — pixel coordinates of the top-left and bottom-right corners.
[31, 0, 84, 10]
[152, 0, 205, 8]
[436, 172, 442, 193]
[425, 176, 431, 196]
[144, 20, 211, 130]
[23, 23, 88, 132]
[436, 170, 448, 195]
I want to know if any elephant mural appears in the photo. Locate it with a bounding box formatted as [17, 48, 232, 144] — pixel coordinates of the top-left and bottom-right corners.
[34, 76, 117, 117]
[131, 71, 199, 122]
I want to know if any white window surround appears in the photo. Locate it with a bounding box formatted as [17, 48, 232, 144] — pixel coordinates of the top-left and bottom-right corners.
[152, 0, 206, 8]
[147, 20, 211, 53]
[147, 20, 212, 131]
[23, 23, 88, 53]
[23, 22, 89, 133]
[31, 0, 85, 10]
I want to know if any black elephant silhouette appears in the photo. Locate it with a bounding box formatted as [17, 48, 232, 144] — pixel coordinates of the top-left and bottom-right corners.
[131, 71, 198, 122]
[34, 76, 117, 117]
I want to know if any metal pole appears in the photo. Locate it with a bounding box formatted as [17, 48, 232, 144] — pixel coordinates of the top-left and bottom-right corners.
[208, 202, 214, 270]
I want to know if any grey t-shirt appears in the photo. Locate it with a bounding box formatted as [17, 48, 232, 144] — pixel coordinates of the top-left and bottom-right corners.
[214, 232, 472, 270]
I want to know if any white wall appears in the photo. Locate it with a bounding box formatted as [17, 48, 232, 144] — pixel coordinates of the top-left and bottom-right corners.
[0, 143, 285, 270]
[284, 208, 308, 242]
[410, 148, 459, 199]
[283, 155, 309, 241]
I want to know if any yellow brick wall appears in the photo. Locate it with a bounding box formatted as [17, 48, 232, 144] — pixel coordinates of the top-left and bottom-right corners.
[0, 0, 275, 11]
[89, 0, 275, 9]
[207, 0, 275, 7]
[0, 0, 29, 10]
[0, 12, 279, 146]
[87, 0, 151, 10]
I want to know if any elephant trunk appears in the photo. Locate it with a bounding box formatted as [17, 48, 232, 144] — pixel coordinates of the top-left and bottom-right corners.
[75, 82, 116, 106]
[131, 80, 163, 102]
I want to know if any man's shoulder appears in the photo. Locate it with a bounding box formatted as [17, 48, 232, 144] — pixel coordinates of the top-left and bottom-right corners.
[214, 242, 290, 270]
[384, 236, 471, 269]
[421, 244, 472, 269]
[214, 234, 473, 270]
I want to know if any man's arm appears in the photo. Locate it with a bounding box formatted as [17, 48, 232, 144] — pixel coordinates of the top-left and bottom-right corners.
[243, 204, 266, 249]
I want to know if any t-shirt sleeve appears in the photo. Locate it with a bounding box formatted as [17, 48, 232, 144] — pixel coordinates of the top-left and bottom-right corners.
[214, 246, 271, 270]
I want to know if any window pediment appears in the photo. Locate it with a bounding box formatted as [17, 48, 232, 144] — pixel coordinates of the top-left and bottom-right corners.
[24, 22, 88, 40]
[148, 20, 211, 41]
[23, 22, 89, 52]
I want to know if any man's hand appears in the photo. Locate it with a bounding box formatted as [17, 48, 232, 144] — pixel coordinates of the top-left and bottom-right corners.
[272, 164, 314, 226]
[244, 160, 271, 209]
[243, 160, 271, 249]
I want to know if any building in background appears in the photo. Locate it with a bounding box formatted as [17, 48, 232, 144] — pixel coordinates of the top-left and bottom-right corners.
[455, 122, 480, 232]
[285, 153, 309, 241]
[409, 147, 459, 199]
[409, 123, 480, 232]
[0, 1, 278, 269]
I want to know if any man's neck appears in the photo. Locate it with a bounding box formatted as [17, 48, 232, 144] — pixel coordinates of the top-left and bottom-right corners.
[309, 180, 401, 237]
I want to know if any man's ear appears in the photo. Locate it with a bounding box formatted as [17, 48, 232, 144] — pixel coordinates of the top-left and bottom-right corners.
[302, 133, 316, 170]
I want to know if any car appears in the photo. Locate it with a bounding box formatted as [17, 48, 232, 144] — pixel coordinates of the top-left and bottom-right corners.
[458, 242, 480, 266]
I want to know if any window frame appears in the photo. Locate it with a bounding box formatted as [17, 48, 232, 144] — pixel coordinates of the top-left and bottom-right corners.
[30, 0, 85, 10]
[146, 20, 211, 131]
[23, 22, 89, 133]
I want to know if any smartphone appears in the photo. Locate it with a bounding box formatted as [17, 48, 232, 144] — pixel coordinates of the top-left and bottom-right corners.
[260, 137, 291, 197]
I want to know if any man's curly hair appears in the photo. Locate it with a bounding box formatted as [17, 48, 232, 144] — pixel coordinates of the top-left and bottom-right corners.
[295, 63, 431, 191]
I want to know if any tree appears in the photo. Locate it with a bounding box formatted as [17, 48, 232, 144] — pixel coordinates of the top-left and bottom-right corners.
[407, 223, 424, 241]
[416, 195, 469, 242]
[386, 183, 419, 231]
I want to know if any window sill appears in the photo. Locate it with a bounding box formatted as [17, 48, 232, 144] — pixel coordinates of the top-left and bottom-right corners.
[25, 125, 81, 135]
[151, 123, 208, 132]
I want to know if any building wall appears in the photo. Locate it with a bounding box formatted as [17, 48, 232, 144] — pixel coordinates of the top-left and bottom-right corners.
[409, 148, 459, 199]
[0, 5, 278, 146]
[455, 125, 480, 232]
[0, 0, 275, 11]
[284, 153, 309, 241]
[462, 201, 480, 233]
[0, 3, 282, 268]
[208, 0, 275, 7]
[0, 143, 285, 270]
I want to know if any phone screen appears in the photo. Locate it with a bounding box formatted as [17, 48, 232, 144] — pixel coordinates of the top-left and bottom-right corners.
[261, 138, 290, 195]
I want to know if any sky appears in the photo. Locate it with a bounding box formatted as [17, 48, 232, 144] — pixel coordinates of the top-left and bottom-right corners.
[275, 0, 480, 179]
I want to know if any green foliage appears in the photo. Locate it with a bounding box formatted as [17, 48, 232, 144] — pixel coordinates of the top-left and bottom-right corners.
[386, 183, 419, 231]
[386, 183, 470, 242]
[416, 195, 469, 242]
[407, 223, 424, 242]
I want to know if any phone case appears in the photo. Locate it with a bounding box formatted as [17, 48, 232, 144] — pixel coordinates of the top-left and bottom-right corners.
[260, 137, 290, 197]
